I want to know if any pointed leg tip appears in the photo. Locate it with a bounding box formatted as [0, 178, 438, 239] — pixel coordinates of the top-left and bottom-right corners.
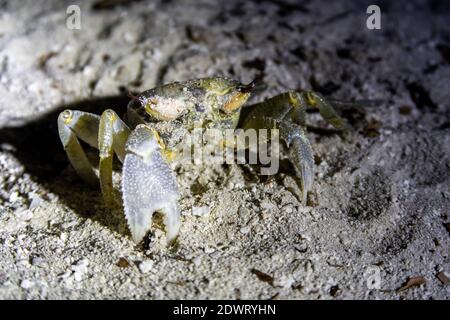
[300, 162, 313, 205]
[164, 210, 180, 246]
[166, 234, 178, 247]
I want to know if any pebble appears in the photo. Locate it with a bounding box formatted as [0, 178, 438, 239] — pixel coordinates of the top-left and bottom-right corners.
[124, 32, 138, 44]
[15, 208, 33, 221]
[17, 259, 29, 267]
[138, 260, 154, 274]
[20, 279, 34, 290]
[284, 206, 293, 213]
[31, 256, 45, 267]
[239, 226, 250, 234]
[58, 270, 72, 280]
[192, 206, 210, 217]
[274, 275, 295, 289]
[60, 232, 68, 242]
[28, 193, 43, 210]
[9, 191, 19, 202]
[61, 221, 78, 230]
[71, 259, 89, 282]
[74, 272, 83, 282]
[204, 247, 215, 254]
[234, 182, 244, 189]
[260, 200, 275, 211]
[27, 82, 42, 95]
[71, 259, 89, 274]
[192, 256, 202, 267]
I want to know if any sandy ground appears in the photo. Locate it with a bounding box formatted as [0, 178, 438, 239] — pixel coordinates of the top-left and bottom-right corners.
[0, 0, 449, 299]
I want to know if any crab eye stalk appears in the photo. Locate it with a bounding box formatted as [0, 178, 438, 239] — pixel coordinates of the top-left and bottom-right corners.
[237, 83, 254, 93]
[237, 78, 258, 93]
[237, 74, 263, 93]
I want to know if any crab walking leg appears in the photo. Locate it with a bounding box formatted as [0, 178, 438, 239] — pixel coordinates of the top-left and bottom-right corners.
[281, 122, 314, 204]
[304, 91, 348, 130]
[57, 110, 100, 185]
[241, 92, 314, 203]
[241, 92, 306, 128]
[122, 125, 180, 244]
[98, 109, 131, 206]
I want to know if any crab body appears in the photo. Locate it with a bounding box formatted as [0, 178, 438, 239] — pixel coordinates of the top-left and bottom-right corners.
[126, 78, 250, 149]
[58, 77, 348, 245]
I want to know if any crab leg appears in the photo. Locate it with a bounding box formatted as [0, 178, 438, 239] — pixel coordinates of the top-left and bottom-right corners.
[59, 109, 131, 206]
[57, 110, 100, 185]
[304, 91, 349, 130]
[282, 122, 314, 204]
[122, 125, 180, 244]
[241, 91, 347, 203]
[98, 109, 131, 206]
[240, 93, 312, 203]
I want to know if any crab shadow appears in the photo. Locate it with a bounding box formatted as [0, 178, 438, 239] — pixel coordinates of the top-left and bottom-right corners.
[0, 95, 132, 238]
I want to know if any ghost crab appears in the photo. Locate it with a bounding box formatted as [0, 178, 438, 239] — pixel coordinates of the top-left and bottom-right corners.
[58, 77, 349, 245]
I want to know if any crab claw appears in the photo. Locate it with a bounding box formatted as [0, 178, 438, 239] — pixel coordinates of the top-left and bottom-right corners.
[122, 125, 180, 245]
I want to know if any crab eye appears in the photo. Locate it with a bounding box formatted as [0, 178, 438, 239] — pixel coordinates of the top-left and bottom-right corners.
[237, 83, 255, 93]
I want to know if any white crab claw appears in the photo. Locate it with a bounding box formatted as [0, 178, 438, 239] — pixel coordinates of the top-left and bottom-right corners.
[122, 126, 180, 244]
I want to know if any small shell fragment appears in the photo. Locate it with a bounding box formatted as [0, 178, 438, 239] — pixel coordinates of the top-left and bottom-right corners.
[192, 206, 210, 216]
[138, 260, 154, 274]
